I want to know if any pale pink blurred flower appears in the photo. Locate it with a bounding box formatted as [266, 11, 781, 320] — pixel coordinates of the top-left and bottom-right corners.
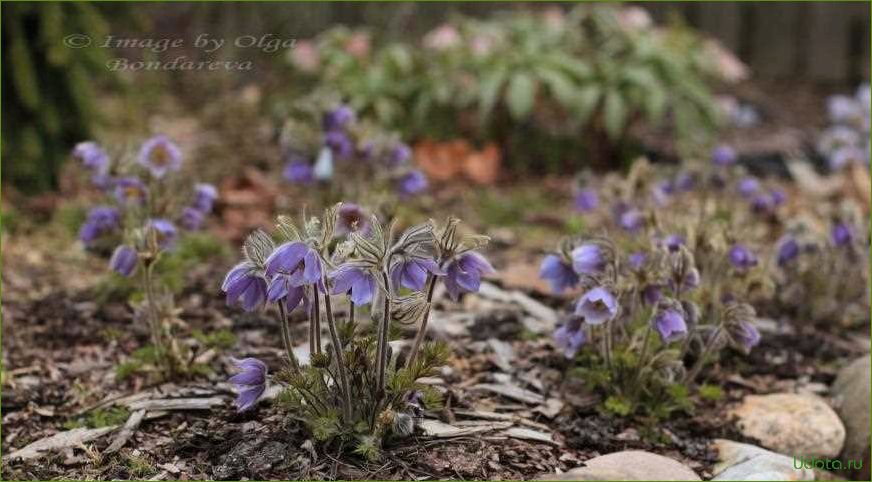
[541, 6, 565, 31]
[290, 40, 320, 73]
[344, 31, 370, 60]
[706, 40, 749, 83]
[469, 34, 495, 57]
[618, 7, 652, 31]
[423, 24, 461, 51]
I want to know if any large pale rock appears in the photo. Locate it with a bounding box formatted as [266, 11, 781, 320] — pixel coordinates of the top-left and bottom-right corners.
[539, 450, 700, 480]
[712, 439, 814, 481]
[831, 355, 871, 480]
[732, 393, 845, 458]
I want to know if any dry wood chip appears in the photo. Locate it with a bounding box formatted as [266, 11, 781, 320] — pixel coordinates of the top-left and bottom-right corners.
[498, 427, 558, 446]
[419, 419, 506, 438]
[127, 397, 225, 411]
[472, 383, 544, 405]
[4, 426, 117, 461]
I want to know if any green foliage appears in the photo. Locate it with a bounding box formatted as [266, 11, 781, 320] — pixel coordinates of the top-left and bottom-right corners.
[63, 407, 129, 430]
[192, 329, 237, 350]
[115, 343, 209, 383]
[123, 454, 156, 478]
[698, 383, 724, 401]
[51, 202, 88, 239]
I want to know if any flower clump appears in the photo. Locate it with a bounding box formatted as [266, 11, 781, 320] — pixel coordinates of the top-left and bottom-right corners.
[818, 84, 870, 171]
[73, 136, 217, 378]
[223, 205, 492, 460]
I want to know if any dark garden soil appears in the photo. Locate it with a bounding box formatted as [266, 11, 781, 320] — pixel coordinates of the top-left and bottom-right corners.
[2, 216, 868, 481]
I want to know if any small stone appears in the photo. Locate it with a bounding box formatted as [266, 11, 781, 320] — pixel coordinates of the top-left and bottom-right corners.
[712, 439, 814, 481]
[732, 393, 845, 458]
[539, 450, 700, 480]
[831, 355, 871, 480]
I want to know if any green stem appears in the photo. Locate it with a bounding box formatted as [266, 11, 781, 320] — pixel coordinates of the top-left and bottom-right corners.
[277, 303, 300, 374]
[634, 325, 652, 383]
[405, 274, 438, 369]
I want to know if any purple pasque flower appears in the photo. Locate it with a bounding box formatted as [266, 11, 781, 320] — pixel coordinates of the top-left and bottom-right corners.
[653, 309, 687, 343]
[712, 144, 737, 167]
[109, 244, 138, 277]
[776, 235, 800, 266]
[628, 251, 647, 271]
[264, 241, 323, 285]
[750, 193, 774, 214]
[325, 130, 354, 160]
[674, 171, 695, 192]
[737, 177, 760, 198]
[671, 268, 700, 293]
[663, 234, 685, 252]
[828, 146, 865, 171]
[330, 265, 377, 305]
[79, 206, 121, 245]
[192, 183, 218, 213]
[727, 320, 760, 352]
[113, 177, 148, 206]
[323, 104, 355, 132]
[651, 181, 673, 206]
[180, 206, 205, 230]
[138, 135, 182, 178]
[728, 244, 758, 269]
[391, 257, 444, 292]
[284, 160, 314, 184]
[554, 316, 585, 359]
[770, 189, 787, 207]
[443, 251, 495, 301]
[573, 188, 599, 212]
[398, 169, 428, 196]
[266, 274, 309, 312]
[575, 286, 619, 325]
[145, 218, 178, 250]
[617, 206, 644, 232]
[229, 357, 268, 412]
[832, 222, 853, 247]
[391, 143, 412, 165]
[641, 284, 662, 306]
[539, 254, 579, 294]
[334, 203, 371, 237]
[223, 261, 268, 312]
[571, 244, 605, 275]
[73, 141, 110, 175]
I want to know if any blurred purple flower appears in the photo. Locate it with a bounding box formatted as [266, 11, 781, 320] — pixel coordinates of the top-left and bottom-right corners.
[653, 309, 687, 343]
[325, 130, 354, 159]
[398, 169, 428, 196]
[554, 316, 585, 359]
[266, 274, 309, 312]
[539, 254, 579, 294]
[391, 143, 412, 165]
[392, 257, 444, 291]
[113, 177, 148, 206]
[139, 135, 182, 178]
[641, 284, 662, 306]
[229, 357, 268, 412]
[575, 287, 618, 325]
[832, 223, 853, 247]
[145, 218, 178, 250]
[712, 145, 737, 167]
[663, 234, 685, 252]
[264, 241, 323, 285]
[737, 177, 760, 198]
[573, 188, 599, 212]
[728, 320, 760, 352]
[674, 171, 695, 192]
[180, 206, 205, 230]
[335, 203, 371, 237]
[109, 245, 138, 277]
[443, 251, 495, 301]
[571, 244, 605, 275]
[192, 183, 218, 213]
[776, 235, 800, 266]
[618, 208, 644, 232]
[79, 206, 120, 246]
[330, 266, 377, 305]
[283, 161, 314, 184]
[222, 261, 268, 311]
[628, 251, 646, 271]
[73, 141, 109, 176]
[323, 104, 355, 132]
[728, 244, 758, 269]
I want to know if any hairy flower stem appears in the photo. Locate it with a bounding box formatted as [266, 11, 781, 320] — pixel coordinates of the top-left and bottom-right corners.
[143, 262, 173, 377]
[684, 326, 723, 384]
[311, 289, 322, 355]
[277, 303, 301, 374]
[321, 282, 352, 423]
[375, 271, 392, 397]
[634, 325, 652, 382]
[405, 274, 438, 369]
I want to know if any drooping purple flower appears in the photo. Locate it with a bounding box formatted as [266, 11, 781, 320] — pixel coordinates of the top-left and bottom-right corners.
[264, 241, 323, 285]
[391, 257, 444, 292]
[653, 309, 687, 343]
[641, 284, 662, 306]
[651, 181, 673, 206]
[443, 251, 495, 301]
[266, 274, 309, 312]
[398, 169, 428, 196]
[712, 145, 737, 167]
[229, 357, 268, 412]
[108, 245, 138, 277]
[145, 218, 178, 250]
[391, 143, 412, 165]
[325, 130, 354, 159]
[138, 135, 182, 178]
[618, 207, 644, 232]
[750, 193, 774, 214]
[330, 266, 377, 305]
[222, 261, 268, 312]
[192, 183, 218, 213]
[727, 320, 760, 352]
[628, 251, 646, 271]
[832, 223, 853, 247]
[737, 177, 760, 198]
[554, 316, 585, 359]
[728, 244, 758, 269]
[323, 104, 355, 132]
[575, 286, 619, 325]
[573, 188, 599, 212]
[776, 235, 800, 266]
[283, 161, 314, 184]
[674, 171, 695, 192]
[334, 203, 371, 237]
[113, 177, 148, 206]
[73, 141, 109, 176]
[79, 206, 121, 245]
[180, 206, 205, 230]
[671, 268, 700, 293]
[770, 189, 787, 207]
[539, 254, 579, 294]
[571, 244, 605, 275]
[663, 234, 685, 252]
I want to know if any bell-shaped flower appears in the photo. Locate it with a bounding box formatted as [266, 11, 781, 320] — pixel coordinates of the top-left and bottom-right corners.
[443, 251, 495, 301]
[575, 287, 619, 325]
[330, 266, 377, 306]
[264, 241, 322, 286]
[539, 254, 579, 294]
[223, 261, 268, 312]
[229, 357, 268, 412]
